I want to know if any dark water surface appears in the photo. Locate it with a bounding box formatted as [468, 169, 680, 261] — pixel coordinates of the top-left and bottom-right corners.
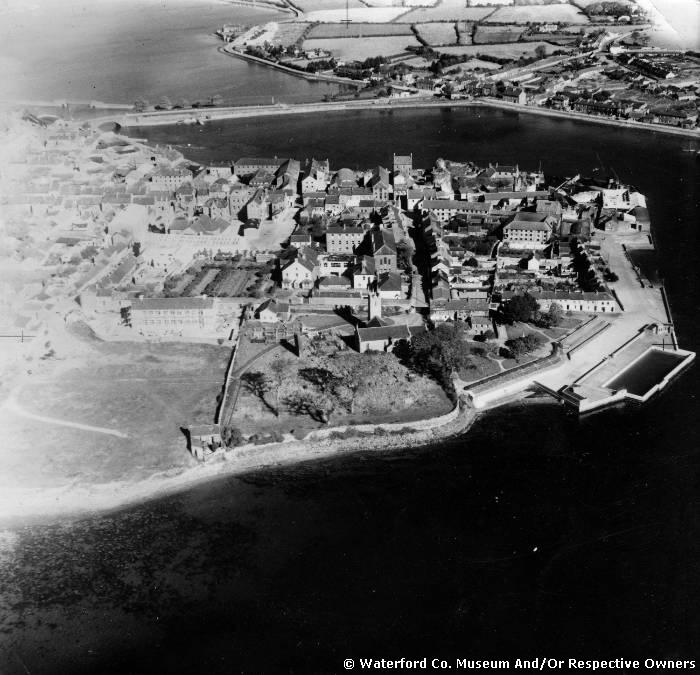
[0, 0, 338, 104]
[1, 109, 699, 673]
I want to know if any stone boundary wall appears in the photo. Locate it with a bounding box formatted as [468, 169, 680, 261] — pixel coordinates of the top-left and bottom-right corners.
[304, 403, 461, 441]
[207, 402, 462, 462]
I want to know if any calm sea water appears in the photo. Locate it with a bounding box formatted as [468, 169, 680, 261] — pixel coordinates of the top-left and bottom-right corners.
[0, 108, 698, 673]
[0, 0, 338, 104]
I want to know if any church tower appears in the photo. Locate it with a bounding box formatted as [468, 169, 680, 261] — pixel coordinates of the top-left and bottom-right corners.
[368, 287, 382, 322]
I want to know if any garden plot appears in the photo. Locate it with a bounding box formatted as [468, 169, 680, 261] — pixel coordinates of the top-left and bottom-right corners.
[416, 22, 459, 46]
[307, 23, 414, 39]
[303, 35, 421, 60]
[488, 4, 589, 23]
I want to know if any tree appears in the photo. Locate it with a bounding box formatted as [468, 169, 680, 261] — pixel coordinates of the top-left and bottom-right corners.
[396, 240, 414, 272]
[505, 334, 544, 362]
[269, 357, 292, 415]
[500, 293, 539, 324]
[132, 242, 141, 257]
[221, 425, 244, 448]
[547, 302, 562, 327]
[535, 45, 547, 60]
[134, 97, 148, 112]
[159, 96, 172, 110]
[241, 372, 275, 414]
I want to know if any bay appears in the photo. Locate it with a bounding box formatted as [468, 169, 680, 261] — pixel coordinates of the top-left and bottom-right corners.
[0, 0, 338, 104]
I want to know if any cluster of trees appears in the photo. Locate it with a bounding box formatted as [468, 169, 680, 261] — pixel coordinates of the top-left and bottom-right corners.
[242, 353, 380, 424]
[571, 240, 603, 292]
[499, 293, 563, 329]
[395, 322, 472, 396]
[583, 2, 635, 18]
[504, 334, 544, 362]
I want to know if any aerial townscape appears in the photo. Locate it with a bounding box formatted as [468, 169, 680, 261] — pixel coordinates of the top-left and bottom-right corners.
[0, 108, 694, 474]
[2, 0, 700, 671]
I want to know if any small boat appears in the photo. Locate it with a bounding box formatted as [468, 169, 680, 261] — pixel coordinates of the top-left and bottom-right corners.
[681, 142, 696, 153]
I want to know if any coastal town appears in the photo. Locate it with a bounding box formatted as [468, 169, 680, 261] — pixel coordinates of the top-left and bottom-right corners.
[201, 0, 700, 135]
[0, 110, 694, 468]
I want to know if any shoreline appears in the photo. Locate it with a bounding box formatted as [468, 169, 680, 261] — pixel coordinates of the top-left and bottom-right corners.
[120, 98, 700, 140]
[0, 401, 495, 528]
[219, 45, 358, 86]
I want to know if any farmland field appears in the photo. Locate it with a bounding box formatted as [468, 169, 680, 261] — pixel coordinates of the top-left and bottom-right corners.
[435, 41, 553, 58]
[397, 4, 496, 22]
[303, 35, 421, 60]
[474, 24, 525, 44]
[488, 3, 589, 23]
[293, 0, 364, 12]
[302, 7, 407, 22]
[415, 22, 459, 46]
[456, 21, 475, 45]
[306, 23, 414, 39]
[273, 22, 312, 46]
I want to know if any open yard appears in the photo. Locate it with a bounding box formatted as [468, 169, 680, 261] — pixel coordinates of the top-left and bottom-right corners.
[488, 3, 589, 23]
[0, 325, 230, 491]
[303, 35, 421, 60]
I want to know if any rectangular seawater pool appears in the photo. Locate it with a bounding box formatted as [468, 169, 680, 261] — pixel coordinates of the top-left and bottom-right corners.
[606, 349, 688, 397]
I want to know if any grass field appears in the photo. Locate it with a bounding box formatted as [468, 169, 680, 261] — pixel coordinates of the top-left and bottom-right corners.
[456, 21, 475, 45]
[293, 0, 364, 11]
[273, 22, 312, 46]
[306, 22, 414, 39]
[488, 3, 590, 23]
[303, 35, 421, 60]
[0, 329, 230, 490]
[473, 24, 525, 44]
[302, 7, 407, 22]
[398, 4, 496, 22]
[415, 22, 459, 46]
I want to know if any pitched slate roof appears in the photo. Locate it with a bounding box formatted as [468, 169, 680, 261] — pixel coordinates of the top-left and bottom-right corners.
[356, 323, 426, 343]
[372, 228, 396, 255]
[132, 297, 214, 311]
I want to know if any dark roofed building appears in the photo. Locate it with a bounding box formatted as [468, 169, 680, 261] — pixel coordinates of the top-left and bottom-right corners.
[355, 322, 426, 353]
